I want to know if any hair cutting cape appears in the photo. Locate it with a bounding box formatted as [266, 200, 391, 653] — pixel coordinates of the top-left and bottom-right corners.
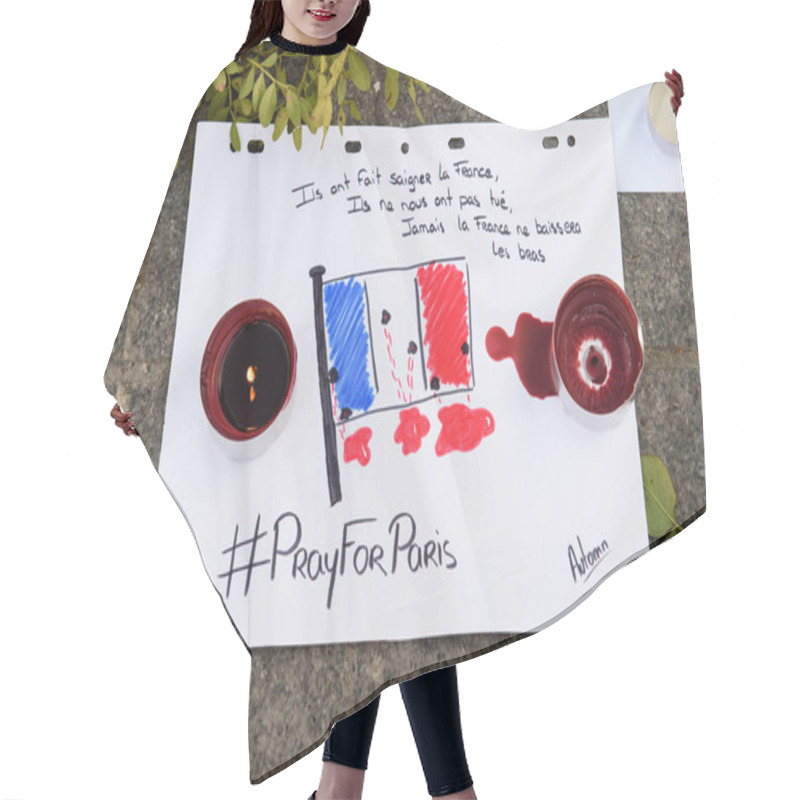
[105, 38, 704, 782]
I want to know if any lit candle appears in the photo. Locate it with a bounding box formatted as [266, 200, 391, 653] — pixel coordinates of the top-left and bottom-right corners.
[200, 300, 297, 442]
[219, 321, 291, 432]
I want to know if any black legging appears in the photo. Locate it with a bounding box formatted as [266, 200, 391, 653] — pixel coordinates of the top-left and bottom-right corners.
[323, 665, 473, 797]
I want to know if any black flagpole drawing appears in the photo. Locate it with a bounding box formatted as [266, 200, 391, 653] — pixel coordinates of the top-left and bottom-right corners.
[310, 265, 342, 506]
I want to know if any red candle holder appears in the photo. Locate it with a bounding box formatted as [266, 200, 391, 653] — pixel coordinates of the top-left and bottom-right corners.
[200, 299, 297, 442]
[553, 274, 644, 424]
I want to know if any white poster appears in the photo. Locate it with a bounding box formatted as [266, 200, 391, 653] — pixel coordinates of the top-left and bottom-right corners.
[159, 115, 649, 646]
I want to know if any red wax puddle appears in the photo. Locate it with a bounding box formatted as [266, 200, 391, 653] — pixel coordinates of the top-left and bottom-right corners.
[435, 404, 495, 456]
[344, 427, 372, 466]
[417, 262, 471, 387]
[394, 407, 431, 455]
[485, 314, 557, 398]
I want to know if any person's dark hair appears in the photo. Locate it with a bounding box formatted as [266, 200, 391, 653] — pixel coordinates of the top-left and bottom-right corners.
[236, 1, 371, 59]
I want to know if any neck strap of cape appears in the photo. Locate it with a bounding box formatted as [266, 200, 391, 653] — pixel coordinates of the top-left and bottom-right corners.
[270, 32, 349, 55]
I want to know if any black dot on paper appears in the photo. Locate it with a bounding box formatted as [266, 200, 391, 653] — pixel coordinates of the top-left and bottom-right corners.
[431, 376, 441, 391]
[341, 407, 353, 421]
[329, 367, 339, 384]
[408, 341, 418, 355]
[567, 135, 576, 147]
[542, 136, 559, 149]
[247, 139, 265, 153]
[381, 309, 392, 325]
[401, 142, 410, 154]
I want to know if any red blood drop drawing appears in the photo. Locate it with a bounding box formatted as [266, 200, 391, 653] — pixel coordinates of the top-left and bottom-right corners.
[435, 404, 495, 456]
[394, 408, 431, 455]
[485, 314, 558, 399]
[344, 427, 372, 466]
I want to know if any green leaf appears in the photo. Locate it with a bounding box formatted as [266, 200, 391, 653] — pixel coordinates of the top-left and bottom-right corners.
[264, 51, 278, 69]
[239, 97, 253, 117]
[272, 105, 289, 141]
[345, 99, 361, 121]
[286, 90, 302, 127]
[253, 74, 266, 111]
[300, 96, 313, 126]
[320, 95, 334, 148]
[232, 76, 242, 92]
[213, 70, 227, 93]
[224, 63, 243, 76]
[329, 50, 347, 84]
[347, 50, 370, 91]
[208, 89, 228, 118]
[338, 106, 346, 135]
[292, 125, 303, 151]
[641, 455, 680, 540]
[259, 82, 277, 127]
[322, 95, 334, 130]
[337, 75, 347, 104]
[385, 68, 400, 110]
[230, 120, 241, 152]
[241, 66, 256, 97]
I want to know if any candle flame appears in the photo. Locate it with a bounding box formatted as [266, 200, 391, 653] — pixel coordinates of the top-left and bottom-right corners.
[247, 365, 257, 403]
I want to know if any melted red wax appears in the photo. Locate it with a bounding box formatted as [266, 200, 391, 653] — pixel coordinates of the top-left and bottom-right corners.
[485, 314, 557, 398]
[435, 404, 495, 456]
[344, 427, 372, 466]
[394, 407, 431, 455]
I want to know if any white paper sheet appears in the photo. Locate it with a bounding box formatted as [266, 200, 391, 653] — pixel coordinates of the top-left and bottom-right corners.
[159, 111, 649, 646]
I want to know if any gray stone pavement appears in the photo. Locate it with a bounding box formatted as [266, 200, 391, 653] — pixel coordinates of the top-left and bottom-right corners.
[105, 53, 704, 782]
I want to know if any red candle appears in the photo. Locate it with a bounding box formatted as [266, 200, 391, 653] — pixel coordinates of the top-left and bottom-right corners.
[201, 300, 297, 441]
[553, 275, 643, 416]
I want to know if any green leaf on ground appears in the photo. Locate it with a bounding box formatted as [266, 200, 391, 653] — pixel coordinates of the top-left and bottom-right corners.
[272, 106, 289, 141]
[385, 68, 400, 110]
[259, 83, 277, 127]
[253, 74, 266, 111]
[286, 90, 301, 127]
[241, 66, 256, 98]
[641, 454, 680, 540]
[230, 120, 241, 152]
[347, 50, 370, 91]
